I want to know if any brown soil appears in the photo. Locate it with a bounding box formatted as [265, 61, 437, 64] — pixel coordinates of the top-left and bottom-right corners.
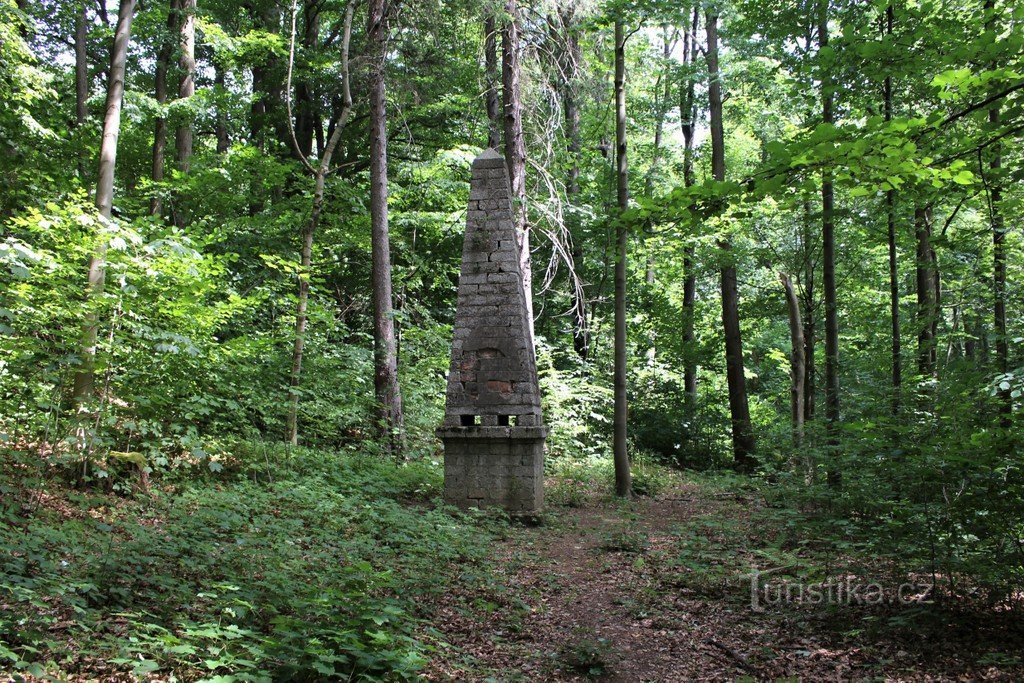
[423, 480, 1024, 682]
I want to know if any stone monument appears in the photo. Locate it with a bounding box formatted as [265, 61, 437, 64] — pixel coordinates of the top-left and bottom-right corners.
[436, 148, 547, 513]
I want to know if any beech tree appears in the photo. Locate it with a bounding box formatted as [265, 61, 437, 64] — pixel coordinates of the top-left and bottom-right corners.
[284, 1, 356, 446]
[706, 4, 755, 471]
[72, 0, 137, 413]
[612, 17, 631, 498]
[368, 0, 404, 454]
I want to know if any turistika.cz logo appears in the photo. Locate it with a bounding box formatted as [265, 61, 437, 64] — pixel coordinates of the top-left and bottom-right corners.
[748, 566, 935, 612]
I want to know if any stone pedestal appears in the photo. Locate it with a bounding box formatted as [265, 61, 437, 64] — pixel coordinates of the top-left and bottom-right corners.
[437, 148, 546, 513]
[438, 426, 547, 512]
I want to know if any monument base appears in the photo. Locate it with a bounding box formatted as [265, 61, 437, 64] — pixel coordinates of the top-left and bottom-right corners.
[437, 426, 547, 513]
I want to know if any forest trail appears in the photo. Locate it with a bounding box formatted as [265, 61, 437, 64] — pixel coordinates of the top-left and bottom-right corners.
[426, 477, 1024, 681]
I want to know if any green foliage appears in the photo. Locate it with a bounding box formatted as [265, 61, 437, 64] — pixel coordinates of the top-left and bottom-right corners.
[0, 445, 491, 680]
[598, 527, 649, 554]
[556, 629, 615, 679]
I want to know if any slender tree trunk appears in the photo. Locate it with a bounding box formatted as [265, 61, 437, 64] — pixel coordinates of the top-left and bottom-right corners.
[484, 10, 501, 149]
[151, 0, 177, 216]
[175, 0, 195, 172]
[72, 0, 136, 410]
[368, 0, 404, 455]
[801, 197, 816, 422]
[884, 3, 901, 416]
[74, 1, 89, 176]
[643, 25, 674, 299]
[707, 7, 755, 472]
[820, 3, 840, 486]
[781, 273, 805, 448]
[249, 3, 282, 151]
[612, 19, 632, 498]
[946, 304, 961, 364]
[557, 3, 589, 361]
[501, 0, 533, 342]
[251, 63, 267, 148]
[171, 0, 195, 228]
[681, 5, 699, 402]
[915, 205, 939, 378]
[286, 3, 354, 446]
[294, 0, 319, 159]
[984, 0, 1010, 427]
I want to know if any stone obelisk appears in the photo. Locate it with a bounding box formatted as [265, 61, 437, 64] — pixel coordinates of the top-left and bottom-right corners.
[436, 148, 547, 513]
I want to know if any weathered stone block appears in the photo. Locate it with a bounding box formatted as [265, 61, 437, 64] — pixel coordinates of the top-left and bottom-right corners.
[439, 148, 545, 514]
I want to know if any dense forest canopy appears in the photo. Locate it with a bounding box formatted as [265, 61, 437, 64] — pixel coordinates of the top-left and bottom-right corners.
[1, 0, 1022, 678]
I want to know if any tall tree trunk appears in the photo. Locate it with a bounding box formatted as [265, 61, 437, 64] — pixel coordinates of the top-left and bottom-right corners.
[884, 2, 901, 416]
[368, 0, 404, 455]
[707, 7, 755, 472]
[249, 3, 282, 152]
[915, 205, 939, 378]
[74, 1, 89, 176]
[72, 0, 136, 410]
[484, 10, 501, 149]
[643, 26, 674, 292]
[151, 0, 177, 216]
[681, 5, 699, 403]
[801, 197, 816, 422]
[250, 63, 267, 148]
[612, 19, 632, 498]
[501, 0, 534, 342]
[175, 0, 195, 172]
[557, 2, 589, 361]
[781, 273, 805, 448]
[294, 0, 319, 159]
[286, 2, 354, 446]
[172, 0, 195, 228]
[820, 2, 840, 486]
[985, 0, 1010, 426]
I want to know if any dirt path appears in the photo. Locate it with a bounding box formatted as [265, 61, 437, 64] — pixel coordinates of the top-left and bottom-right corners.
[424, 480, 1024, 681]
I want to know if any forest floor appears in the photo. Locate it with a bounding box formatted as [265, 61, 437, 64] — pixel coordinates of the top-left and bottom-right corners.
[425, 471, 1024, 682]
[4, 452, 1024, 681]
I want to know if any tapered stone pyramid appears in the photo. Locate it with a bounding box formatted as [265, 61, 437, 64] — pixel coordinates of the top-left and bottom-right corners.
[436, 148, 546, 513]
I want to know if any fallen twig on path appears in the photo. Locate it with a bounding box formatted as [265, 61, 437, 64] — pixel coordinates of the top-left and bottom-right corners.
[704, 638, 758, 675]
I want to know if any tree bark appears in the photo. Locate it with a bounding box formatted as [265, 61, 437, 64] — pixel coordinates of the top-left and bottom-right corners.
[643, 25, 675, 300]
[681, 5, 699, 402]
[985, 0, 1010, 426]
[884, 2, 901, 416]
[484, 10, 501, 149]
[801, 197, 816, 422]
[74, 0, 89, 176]
[249, 3, 282, 152]
[915, 205, 939, 378]
[501, 0, 533, 343]
[72, 0, 136, 410]
[175, 0, 195, 172]
[612, 19, 632, 498]
[286, 2, 354, 446]
[780, 273, 805, 448]
[294, 0, 320, 159]
[707, 7, 755, 472]
[368, 0, 404, 455]
[151, 0, 177, 216]
[820, 2, 840, 486]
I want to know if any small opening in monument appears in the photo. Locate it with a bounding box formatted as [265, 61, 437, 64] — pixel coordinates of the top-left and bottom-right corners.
[509, 415, 518, 426]
[497, 415, 509, 426]
[461, 414, 478, 426]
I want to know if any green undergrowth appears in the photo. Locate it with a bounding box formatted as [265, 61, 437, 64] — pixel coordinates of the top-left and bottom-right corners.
[0, 445, 505, 681]
[545, 453, 678, 509]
